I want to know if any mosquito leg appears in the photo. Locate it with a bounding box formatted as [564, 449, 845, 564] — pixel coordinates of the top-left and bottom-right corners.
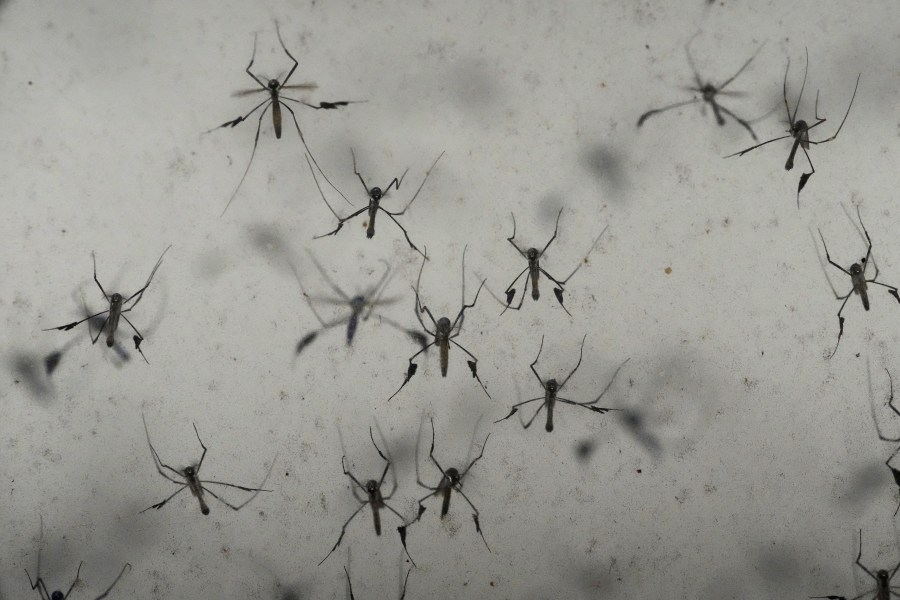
[522, 402, 547, 429]
[450, 339, 491, 399]
[529, 336, 545, 384]
[576, 357, 631, 407]
[120, 315, 148, 364]
[281, 102, 352, 206]
[91, 252, 109, 300]
[318, 502, 368, 566]
[93, 563, 131, 600]
[43, 309, 110, 335]
[539, 208, 564, 255]
[387, 342, 435, 402]
[380, 208, 425, 258]
[818, 230, 853, 278]
[141, 414, 185, 483]
[374, 315, 429, 350]
[220, 102, 271, 216]
[494, 397, 546, 424]
[796, 144, 816, 206]
[455, 488, 491, 552]
[717, 104, 758, 141]
[273, 22, 299, 86]
[828, 293, 853, 359]
[124, 245, 172, 307]
[460, 433, 490, 479]
[506, 213, 528, 257]
[637, 99, 700, 127]
[386, 151, 444, 215]
[141, 485, 188, 513]
[501, 267, 529, 313]
[381, 502, 417, 567]
[559, 334, 587, 387]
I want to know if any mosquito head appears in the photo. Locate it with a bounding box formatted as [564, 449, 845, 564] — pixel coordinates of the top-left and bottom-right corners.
[791, 120, 808, 136]
[369, 187, 383, 201]
[526, 248, 539, 261]
[183, 465, 196, 478]
[700, 84, 716, 101]
[878, 569, 890, 585]
[446, 467, 461, 484]
[51, 592, 65, 600]
[365, 479, 378, 494]
[110, 292, 123, 304]
[851, 263, 864, 276]
[350, 295, 366, 313]
[436, 317, 452, 337]
[267, 79, 280, 90]
[546, 378, 559, 393]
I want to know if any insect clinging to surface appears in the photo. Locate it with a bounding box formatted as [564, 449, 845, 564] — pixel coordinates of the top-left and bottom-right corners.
[208, 22, 361, 215]
[43, 245, 171, 364]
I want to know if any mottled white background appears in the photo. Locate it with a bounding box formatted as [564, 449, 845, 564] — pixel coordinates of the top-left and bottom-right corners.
[3, 1, 900, 598]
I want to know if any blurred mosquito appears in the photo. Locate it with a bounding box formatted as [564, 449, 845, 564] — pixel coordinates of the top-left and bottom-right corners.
[209, 22, 361, 215]
[43, 246, 171, 364]
[637, 35, 764, 140]
[319, 428, 414, 566]
[344, 564, 412, 600]
[501, 208, 606, 317]
[726, 49, 860, 207]
[871, 368, 900, 516]
[818, 206, 900, 359]
[292, 252, 426, 354]
[810, 530, 900, 600]
[496, 335, 628, 432]
[26, 517, 131, 600]
[387, 246, 490, 401]
[311, 150, 444, 258]
[141, 414, 274, 515]
[399, 418, 491, 551]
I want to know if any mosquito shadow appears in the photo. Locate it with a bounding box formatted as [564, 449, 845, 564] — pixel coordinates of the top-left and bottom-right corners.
[9, 351, 56, 402]
[580, 144, 630, 198]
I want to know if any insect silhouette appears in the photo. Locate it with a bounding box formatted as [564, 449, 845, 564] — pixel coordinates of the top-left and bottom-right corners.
[871, 368, 900, 517]
[26, 518, 131, 600]
[495, 335, 628, 432]
[43, 246, 171, 364]
[637, 35, 764, 140]
[209, 22, 360, 215]
[318, 428, 415, 566]
[387, 246, 490, 401]
[292, 252, 427, 354]
[344, 565, 412, 600]
[809, 530, 900, 600]
[501, 208, 606, 316]
[399, 418, 492, 551]
[817, 206, 900, 358]
[141, 414, 274, 515]
[725, 49, 860, 207]
[311, 150, 444, 258]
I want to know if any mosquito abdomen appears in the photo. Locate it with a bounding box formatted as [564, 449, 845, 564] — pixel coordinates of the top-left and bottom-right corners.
[785, 136, 801, 171]
[530, 266, 540, 300]
[371, 505, 382, 536]
[366, 206, 377, 239]
[440, 340, 449, 377]
[860, 289, 870, 311]
[545, 396, 555, 432]
[441, 486, 452, 517]
[272, 100, 282, 139]
[346, 313, 359, 345]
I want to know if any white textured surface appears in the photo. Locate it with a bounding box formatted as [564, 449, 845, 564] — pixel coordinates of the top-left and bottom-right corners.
[3, 1, 900, 598]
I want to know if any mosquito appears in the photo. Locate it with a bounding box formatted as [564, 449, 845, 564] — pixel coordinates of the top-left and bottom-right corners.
[292, 252, 427, 354]
[501, 208, 606, 317]
[399, 418, 492, 551]
[26, 518, 131, 600]
[318, 428, 415, 567]
[311, 149, 444, 258]
[387, 246, 490, 402]
[496, 335, 628, 432]
[637, 35, 764, 140]
[43, 246, 171, 364]
[871, 368, 900, 517]
[725, 48, 860, 207]
[810, 530, 900, 600]
[209, 22, 361, 215]
[344, 564, 412, 600]
[141, 414, 274, 515]
[818, 206, 900, 359]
